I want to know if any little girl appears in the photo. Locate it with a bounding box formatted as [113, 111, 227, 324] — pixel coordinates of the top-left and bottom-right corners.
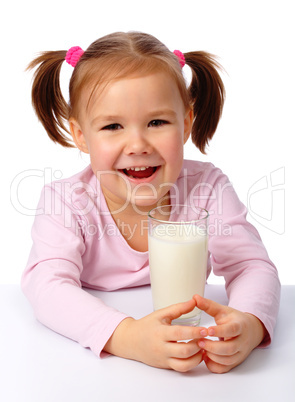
[22, 31, 280, 373]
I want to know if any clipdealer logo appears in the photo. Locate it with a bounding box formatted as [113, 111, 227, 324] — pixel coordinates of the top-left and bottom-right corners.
[10, 166, 286, 235]
[247, 167, 285, 235]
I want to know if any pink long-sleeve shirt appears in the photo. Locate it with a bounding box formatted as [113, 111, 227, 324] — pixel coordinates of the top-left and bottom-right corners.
[21, 160, 280, 356]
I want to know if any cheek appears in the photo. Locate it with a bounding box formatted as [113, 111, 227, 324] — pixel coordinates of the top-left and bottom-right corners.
[88, 139, 117, 170]
[164, 134, 184, 163]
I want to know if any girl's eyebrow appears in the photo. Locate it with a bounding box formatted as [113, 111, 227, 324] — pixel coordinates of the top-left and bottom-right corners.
[91, 115, 121, 126]
[147, 109, 177, 118]
[90, 109, 177, 127]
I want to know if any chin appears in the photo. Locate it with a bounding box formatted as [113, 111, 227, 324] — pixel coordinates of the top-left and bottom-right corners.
[130, 199, 158, 213]
[130, 192, 170, 213]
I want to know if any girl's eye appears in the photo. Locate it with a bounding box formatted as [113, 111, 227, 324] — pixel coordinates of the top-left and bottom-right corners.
[101, 123, 122, 131]
[148, 119, 168, 127]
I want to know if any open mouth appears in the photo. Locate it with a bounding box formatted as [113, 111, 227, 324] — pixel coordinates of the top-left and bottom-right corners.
[119, 166, 159, 179]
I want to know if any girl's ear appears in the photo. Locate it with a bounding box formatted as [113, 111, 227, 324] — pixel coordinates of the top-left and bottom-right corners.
[69, 118, 89, 153]
[183, 108, 194, 144]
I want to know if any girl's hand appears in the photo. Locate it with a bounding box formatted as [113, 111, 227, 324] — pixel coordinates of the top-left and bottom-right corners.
[104, 299, 206, 372]
[193, 294, 267, 374]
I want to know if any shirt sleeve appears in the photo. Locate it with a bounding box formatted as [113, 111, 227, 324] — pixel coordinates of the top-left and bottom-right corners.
[199, 164, 281, 346]
[21, 185, 128, 357]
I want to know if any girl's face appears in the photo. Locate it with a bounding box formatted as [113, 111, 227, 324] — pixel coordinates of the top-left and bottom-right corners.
[70, 71, 193, 214]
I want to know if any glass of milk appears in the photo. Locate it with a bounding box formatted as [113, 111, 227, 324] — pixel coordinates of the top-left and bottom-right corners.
[148, 204, 208, 326]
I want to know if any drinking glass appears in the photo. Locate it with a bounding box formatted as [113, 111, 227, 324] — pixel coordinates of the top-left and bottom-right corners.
[148, 204, 208, 326]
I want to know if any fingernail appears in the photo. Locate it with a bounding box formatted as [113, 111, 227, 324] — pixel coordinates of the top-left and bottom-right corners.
[200, 329, 207, 337]
[208, 328, 215, 336]
[199, 341, 205, 348]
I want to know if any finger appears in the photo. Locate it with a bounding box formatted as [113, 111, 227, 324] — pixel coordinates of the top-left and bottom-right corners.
[159, 299, 196, 323]
[206, 321, 242, 339]
[193, 294, 227, 318]
[198, 338, 239, 357]
[168, 350, 204, 373]
[205, 350, 240, 366]
[168, 324, 208, 342]
[203, 354, 235, 374]
[167, 339, 201, 359]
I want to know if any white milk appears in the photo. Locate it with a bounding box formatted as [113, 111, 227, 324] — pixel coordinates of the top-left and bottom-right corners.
[148, 224, 208, 321]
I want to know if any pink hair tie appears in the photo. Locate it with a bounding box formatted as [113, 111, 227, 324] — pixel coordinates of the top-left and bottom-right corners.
[173, 50, 186, 68]
[65, 46, 84, 67]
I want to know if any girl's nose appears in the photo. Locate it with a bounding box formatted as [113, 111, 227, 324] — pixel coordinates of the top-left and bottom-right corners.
[124, 131, 153, 155]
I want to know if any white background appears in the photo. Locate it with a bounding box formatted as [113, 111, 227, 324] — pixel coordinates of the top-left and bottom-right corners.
[1, 0, 294, 284]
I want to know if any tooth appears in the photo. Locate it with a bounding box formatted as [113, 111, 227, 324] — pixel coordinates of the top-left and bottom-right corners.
[127, 166, 150, 172]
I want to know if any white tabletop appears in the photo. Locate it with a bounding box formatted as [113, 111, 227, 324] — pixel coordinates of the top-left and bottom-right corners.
[0, 284, 294, 402]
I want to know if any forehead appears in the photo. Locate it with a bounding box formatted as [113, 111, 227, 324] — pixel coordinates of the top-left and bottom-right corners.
[82, 70, 186, 118]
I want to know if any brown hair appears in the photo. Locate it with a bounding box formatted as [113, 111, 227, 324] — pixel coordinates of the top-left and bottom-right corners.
[27, 31, 225, 153]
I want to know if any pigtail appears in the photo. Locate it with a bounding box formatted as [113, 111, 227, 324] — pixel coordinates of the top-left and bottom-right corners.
[27, 51, 73, 147]
[184, 52, 225, 154]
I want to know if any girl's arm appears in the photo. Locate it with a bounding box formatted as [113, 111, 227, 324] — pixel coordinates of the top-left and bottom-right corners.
[189, 163, 281, 372]
[199, 163, 281, 345]
[21, 185, 127, 357]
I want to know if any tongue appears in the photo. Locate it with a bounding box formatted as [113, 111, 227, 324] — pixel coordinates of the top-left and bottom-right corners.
[125, 167, 156, 178]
